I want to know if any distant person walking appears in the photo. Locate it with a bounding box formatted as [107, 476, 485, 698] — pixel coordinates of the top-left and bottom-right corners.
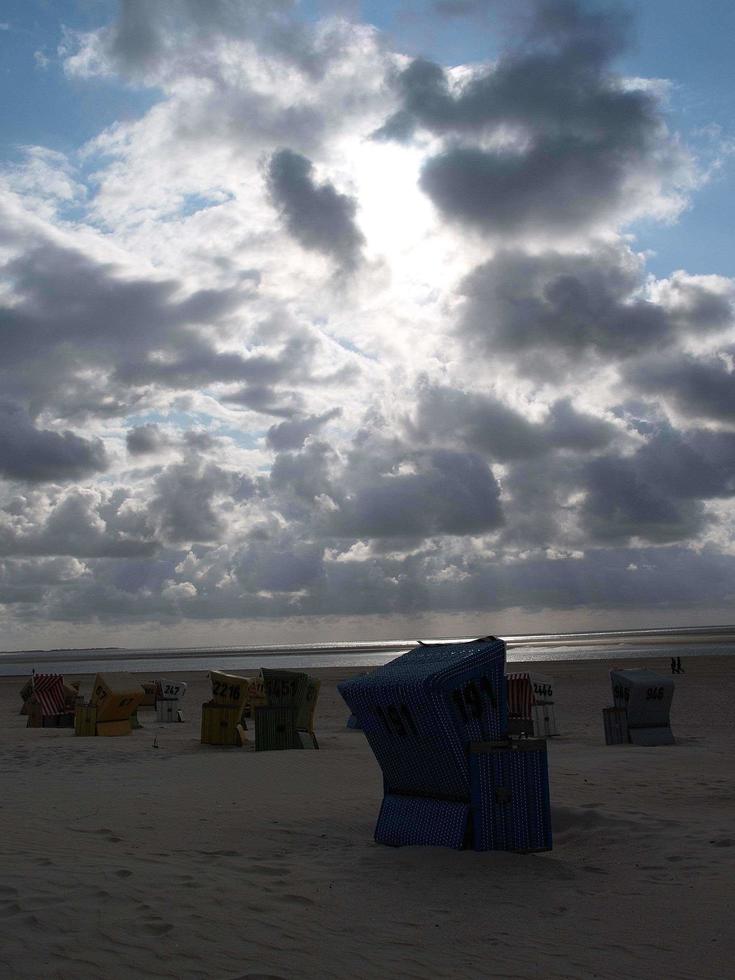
[670, 656, 684, 674]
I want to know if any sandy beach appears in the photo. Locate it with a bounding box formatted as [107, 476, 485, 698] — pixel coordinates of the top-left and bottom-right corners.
[1, 654, 733, 980]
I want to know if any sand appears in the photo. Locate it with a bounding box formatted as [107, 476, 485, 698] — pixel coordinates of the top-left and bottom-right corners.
[0, 654, 733, 980]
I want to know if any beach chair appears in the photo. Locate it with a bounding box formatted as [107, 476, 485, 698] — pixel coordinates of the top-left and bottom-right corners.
[602, 706, 629, 745]
[606, 669, 675, 745]
[76, 672, 144, 736]
[24, 673, 74, 728]
[140, 682, 157, 707]
[469, 739, 552, 852]
[155, 678, 187, 722]
[254, 669, 309, 751]
[241, 674, 267, 718]
[338, 636, 552, 852]
[295, 677, 321, 749]
[506, 672, 559, 737]
[199, 669, 252, 746]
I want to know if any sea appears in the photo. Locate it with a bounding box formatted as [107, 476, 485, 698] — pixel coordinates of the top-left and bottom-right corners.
[1, 624, 734, 677]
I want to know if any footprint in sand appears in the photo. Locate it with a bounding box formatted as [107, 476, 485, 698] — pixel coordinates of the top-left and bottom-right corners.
[279, 894, 315, 906]
[230, 975, 289, 980]
[115, 869, 133, 878]
[144, 921, 174, 936]
[0, 901, 22, 918]
[247, 865, 289, 878]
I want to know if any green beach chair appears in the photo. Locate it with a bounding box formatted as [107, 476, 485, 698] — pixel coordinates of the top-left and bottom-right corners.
[254, 669, 309, 751]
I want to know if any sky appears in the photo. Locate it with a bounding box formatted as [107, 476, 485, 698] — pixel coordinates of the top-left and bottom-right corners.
[1, 0, 734, 651]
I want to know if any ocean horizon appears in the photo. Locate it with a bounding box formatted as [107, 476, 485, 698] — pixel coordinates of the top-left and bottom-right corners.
[1, 623, 733, 677]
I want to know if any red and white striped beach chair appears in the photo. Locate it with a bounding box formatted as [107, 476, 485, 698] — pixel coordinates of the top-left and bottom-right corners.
[506, 672, 559, 738]
[26, 673, 73, 728]
[506, 673, 534, 724]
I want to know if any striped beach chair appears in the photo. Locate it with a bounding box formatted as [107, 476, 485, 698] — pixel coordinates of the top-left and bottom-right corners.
[25, 673, 73, 728]
[506, 672, 559, 737]
[339, 636, 552, 852]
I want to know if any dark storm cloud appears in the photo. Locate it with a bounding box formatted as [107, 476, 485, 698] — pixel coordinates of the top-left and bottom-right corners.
[329, 449, 504, 538]
[410, 385, 615, 459]
[457, 246, 671, 376]
[0, 402, 108, 482]
[266, 408, 342, 451]
[376, 0, 680, 235]
[624, 352, 735, 423]
[266, 149, 365, 270]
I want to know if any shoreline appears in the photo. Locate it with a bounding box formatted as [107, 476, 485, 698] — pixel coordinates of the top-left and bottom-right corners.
[1, 623, 733, 677]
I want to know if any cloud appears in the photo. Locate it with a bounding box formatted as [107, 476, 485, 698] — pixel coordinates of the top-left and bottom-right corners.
[329, 448, 504, 539]
[78, 0, 333, 83]
[456, 245, 672, 376]
[266, 408, 342, 451]
[579, 424, 735, 544]
[377, 0, 690, 236]
[410, 384, 616, 459]
[149, 459, 255, 544]
[0, 235, 248, 416]
[624, 352, 735, 423]
[266, 149, 365, 270]
[0, 402, 108, 482]
[0, 488, 158, 558]
[126, 423, 168, 456]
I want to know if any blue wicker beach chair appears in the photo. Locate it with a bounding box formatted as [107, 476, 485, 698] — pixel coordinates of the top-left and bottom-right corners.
[339, 636, 550, 852]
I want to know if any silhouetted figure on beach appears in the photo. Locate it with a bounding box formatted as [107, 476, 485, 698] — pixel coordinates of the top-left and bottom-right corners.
[670, 656, 684, 674]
